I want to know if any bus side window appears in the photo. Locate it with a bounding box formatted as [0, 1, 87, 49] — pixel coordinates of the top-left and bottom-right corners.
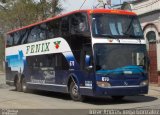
[39, 23, 47, 40]
[47, 19, 61, 39]
[6, 34, 13, 47]
[61, 17, 69, 37]
[21, 29, 31, 44]
[70, 13, 88, 34]
[55, 53, 69, 70]
[17, 30, 28, 45]
[27, 26, 40, 43]
[13, 32, 20, 46]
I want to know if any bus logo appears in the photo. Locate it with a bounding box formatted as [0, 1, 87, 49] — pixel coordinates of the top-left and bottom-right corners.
[54, 41, 61, 49]
[124, 82, 128, 86]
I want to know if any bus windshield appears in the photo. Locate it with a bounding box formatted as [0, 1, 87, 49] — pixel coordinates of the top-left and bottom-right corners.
[94, 44, 148, 73]
[92, 14, 143, 38]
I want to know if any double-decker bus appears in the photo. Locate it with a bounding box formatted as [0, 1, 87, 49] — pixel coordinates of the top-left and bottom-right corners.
[5, 9, 149, 101]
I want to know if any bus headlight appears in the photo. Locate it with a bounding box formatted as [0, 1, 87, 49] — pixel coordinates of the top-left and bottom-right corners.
[140, 80, 148, 86]
[97, 81, 111, 88]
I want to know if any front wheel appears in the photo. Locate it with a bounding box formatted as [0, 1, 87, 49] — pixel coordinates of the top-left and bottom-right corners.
[22, 77, 29, 93]
[69, 82, 84, 101]
[15, 77, 22, 92]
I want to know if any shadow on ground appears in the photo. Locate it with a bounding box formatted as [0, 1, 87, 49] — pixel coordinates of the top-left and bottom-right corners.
[10, 87, 158, 105]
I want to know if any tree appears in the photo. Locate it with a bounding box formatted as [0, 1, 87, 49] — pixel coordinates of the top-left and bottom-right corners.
[0, 0, 63, 71]
[0, 34, 5, 71]
[0, 0, 63, 31]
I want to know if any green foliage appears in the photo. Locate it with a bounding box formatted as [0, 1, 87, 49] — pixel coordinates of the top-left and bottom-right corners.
[0, 0, 63, 71]
[0, 0, 63, 31]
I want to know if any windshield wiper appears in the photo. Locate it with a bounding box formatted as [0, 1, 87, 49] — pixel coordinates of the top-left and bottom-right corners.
[122, 33, 142, 43]
[101, 34, 120, 43]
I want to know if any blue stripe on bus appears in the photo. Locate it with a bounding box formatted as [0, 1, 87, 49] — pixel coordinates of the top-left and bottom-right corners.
[96, 65, 145, 75]
[6, 50, 26, 73]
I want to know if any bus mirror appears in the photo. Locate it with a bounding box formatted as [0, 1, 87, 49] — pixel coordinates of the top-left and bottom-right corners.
[85, 55, 91, 67]
[85, 55, 93, 71]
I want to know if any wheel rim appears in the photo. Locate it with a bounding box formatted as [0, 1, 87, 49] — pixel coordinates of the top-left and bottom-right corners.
[72, 84, 78, 97]
[22, 79, 27, 91]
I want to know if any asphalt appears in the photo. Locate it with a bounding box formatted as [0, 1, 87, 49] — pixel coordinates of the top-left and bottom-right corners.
[150, 86, 160, 92]
[0, 72, 5, 81]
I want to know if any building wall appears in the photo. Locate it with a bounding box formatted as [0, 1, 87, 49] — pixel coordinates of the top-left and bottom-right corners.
[130, 0, 160, 16]
[122, 0, 160, 85]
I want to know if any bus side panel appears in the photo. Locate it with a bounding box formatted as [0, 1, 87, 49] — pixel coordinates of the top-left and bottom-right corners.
[69, 70, 95, 96]
[5, 61, 18, 86]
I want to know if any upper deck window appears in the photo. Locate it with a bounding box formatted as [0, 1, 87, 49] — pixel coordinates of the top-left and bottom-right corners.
[92, 14, 143, 39]
[70, 13, 88, 34]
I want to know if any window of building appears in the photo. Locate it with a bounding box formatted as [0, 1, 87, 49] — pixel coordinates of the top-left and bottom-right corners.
[146, 31, 156, 43]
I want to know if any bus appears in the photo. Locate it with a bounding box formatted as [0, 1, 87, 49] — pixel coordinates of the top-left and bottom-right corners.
[5, 9, 149, 101]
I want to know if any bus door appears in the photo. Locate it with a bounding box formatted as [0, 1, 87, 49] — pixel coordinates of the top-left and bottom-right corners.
[80, 45, 94, 95]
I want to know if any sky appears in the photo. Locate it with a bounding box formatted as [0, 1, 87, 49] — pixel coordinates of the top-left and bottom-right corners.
[60, 0, 130, 13]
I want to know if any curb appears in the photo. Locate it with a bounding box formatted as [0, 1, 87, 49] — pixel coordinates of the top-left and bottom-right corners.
[0, 73, 5, 86]
[0, 84, 9, 89]
[149, 87, 160, 92]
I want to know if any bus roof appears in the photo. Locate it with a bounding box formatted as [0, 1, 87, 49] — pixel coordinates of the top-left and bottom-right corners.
[7, 9, 136, 34]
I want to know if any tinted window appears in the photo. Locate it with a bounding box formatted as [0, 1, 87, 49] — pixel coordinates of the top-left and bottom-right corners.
[19, 29, 30, 44]
[27, 54, 55, 69]
[46, 19, 61, 39]
[61, 17, 69, 37]
[55, 53, 69, 70]
[6, 34, 13, 47]
[71, 13, 88, 34]
[27, 53, 69, 70]
[39, 23, 47, 40]
[27, 26, 44, 43]
[92, 14, 143, 38]
[13, 32, 20, 45]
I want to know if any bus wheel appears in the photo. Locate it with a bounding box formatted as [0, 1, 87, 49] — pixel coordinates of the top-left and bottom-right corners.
[22, 77, 28, 93]
[15, 77, 22, 92]
[69, 82, 84, 101]
[111, 96, 124, 100]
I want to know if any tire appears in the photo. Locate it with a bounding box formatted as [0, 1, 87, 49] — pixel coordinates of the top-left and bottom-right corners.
[21, 77, 28, 93]
[15, 77, 22, 92]
[111, 96, 125, 100]
[69, 82, 84, 101]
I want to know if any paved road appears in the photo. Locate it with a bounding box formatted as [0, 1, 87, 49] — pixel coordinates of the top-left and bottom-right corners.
[1, 73, 160, 115]
[0, 73, 5, 86]
[0, 86, 160, 109]
[0, 87, 160, 115]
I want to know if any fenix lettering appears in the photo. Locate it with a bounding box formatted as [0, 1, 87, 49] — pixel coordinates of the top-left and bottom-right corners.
[26, 42, 50, 54]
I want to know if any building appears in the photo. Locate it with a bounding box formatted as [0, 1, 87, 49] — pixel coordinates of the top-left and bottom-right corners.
[121, 0, 160, 86]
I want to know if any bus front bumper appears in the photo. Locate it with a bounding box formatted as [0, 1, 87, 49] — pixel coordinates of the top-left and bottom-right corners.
[94, 85, 148, 96]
